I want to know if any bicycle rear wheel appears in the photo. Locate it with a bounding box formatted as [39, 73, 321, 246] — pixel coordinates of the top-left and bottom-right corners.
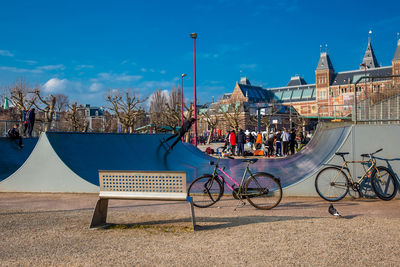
[187, 175, 223, 208]
[245, 173, 282, 210]
[315, 167, 349, 201]
[371, 166, 398, 201]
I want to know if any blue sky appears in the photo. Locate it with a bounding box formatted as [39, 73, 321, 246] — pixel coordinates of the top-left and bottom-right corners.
[0, 0, 399, 107]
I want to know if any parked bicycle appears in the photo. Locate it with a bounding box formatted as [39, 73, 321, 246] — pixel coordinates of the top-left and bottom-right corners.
[315, 149, 398, 201]
[187, 151, 282, 210]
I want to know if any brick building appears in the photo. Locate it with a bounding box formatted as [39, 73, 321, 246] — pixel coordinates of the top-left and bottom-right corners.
[218, 37, 400, 124]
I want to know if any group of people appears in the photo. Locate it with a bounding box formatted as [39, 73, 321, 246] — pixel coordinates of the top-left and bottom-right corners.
[222, 127, 310, 158]
[264, 128, 298, 157]
[7, 108, 36, 149]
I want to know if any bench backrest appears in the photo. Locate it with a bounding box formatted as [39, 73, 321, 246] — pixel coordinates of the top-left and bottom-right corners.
[98, 170, 188, 200]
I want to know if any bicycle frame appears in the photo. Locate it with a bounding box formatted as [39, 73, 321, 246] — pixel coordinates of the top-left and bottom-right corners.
[210, 159, 254, 195]
[328, 157, 377, 186]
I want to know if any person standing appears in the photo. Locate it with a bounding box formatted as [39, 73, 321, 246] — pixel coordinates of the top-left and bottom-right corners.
[27, 108, 36, 137]
[248, 132, 255, 150]
[22, 109, 29, 136]
[275, 129, 282, 157]
[282, 128, 290, 156]
[237, 128, 246, 156]
[266, 133, 275, 157]
[229, 130, 237, 156]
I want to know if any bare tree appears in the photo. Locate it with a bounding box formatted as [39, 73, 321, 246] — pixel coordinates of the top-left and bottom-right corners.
[106, 88, 147, 133]
[163, 86, 182, 133]
[218, 102, 244, 131]
[149, 89, 167, 131]
[33, 89, 56, 131]
[7, 78, 36, 121]
[54, 94, 69, 112]
[65, 102, 88, 132]
[260, 103, 280, 134]
[200, 109, 219, 144]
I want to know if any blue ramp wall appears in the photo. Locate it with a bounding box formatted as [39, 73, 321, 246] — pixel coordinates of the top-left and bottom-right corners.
[46, 127, 349, 188]
[0, 137, 38, 181]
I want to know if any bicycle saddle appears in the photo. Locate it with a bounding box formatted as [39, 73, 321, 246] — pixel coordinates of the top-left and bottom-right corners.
[242, 159, 258, 164]
[335, 152, 349, 156]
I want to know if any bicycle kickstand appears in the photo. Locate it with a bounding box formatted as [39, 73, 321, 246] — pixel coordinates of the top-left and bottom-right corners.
[234, 199, 246, 211]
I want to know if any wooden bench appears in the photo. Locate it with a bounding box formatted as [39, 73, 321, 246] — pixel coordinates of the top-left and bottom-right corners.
[90, 170, 196, 230]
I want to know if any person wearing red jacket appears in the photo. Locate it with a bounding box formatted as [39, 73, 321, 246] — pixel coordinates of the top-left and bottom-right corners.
[229, 130, 237, 156]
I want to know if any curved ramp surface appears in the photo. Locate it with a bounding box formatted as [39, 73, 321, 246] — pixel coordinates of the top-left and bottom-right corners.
[0, 137, 38, 181]
[226, 125, 351, 188]
[0, 126, 368, 193]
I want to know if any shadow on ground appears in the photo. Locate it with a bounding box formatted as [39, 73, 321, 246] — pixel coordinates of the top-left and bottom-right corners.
[101, 215, 322, 231]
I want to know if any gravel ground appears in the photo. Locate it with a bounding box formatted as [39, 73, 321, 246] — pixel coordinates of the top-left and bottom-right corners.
[0, 193, 399, 266]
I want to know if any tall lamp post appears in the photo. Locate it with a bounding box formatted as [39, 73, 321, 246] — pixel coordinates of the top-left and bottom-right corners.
[180, 73, 187, 126]
[190, 32, 198, 146]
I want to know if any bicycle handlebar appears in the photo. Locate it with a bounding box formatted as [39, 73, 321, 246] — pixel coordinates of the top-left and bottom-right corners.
[360, 148, 383, 158]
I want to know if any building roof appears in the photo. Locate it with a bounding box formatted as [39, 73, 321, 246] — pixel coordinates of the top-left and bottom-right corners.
[394, 39, 400, 61]
[267, 84, 316, 103]
[316, 52, 334, 71]
[287, 76, 307, 86]
[237, 83, 273, 103]
[331, 66, 392, 86]
[360, 40, 379, 69]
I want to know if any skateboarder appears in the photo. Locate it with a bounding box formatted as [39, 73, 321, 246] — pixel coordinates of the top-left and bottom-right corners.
[162, 118, 196, 150]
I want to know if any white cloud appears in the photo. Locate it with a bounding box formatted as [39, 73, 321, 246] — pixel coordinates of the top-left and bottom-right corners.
[0, 66, 42, 74]
[89, 82, 104, 92]
[140, 68, 147, 72]
[75, 64, 94, 70]
[37, 64, 65, 71]
[160, 70, 166, 74]
[16, 59, 37, 65]
[42, 78, 68, 93]
[97, 72, 142, 82]
[139, 80, 176, 90]
[0, 50, 14, 57]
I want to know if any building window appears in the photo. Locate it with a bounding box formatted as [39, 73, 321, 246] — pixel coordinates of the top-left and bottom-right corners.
[319, 90, 327, 100]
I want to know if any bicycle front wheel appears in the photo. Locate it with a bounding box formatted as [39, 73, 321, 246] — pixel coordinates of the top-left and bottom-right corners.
[315, 167, 349, 201]
[371, 166, 398, 201]
[245, 173, 282, 210]
[187, 175, 223, 208]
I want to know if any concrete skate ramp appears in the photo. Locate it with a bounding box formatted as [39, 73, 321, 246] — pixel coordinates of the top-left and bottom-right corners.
[45, 128, 350, 189]
[226, 125, 351, 188]
[0, 126, 353, 193]
[0, 138, 38, 182]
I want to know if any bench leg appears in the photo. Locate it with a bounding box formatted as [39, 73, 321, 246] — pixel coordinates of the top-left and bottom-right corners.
[90, 198, 109, 228]
[187, 196, 196, 231]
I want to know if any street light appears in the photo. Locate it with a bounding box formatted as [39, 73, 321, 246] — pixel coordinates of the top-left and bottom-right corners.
[190, 32, 198, 146]
[181, 73, 187, 127]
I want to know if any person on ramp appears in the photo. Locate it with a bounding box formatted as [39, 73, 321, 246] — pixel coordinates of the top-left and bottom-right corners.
[7, 123, 24, 149]
[162, 118, 196, 151]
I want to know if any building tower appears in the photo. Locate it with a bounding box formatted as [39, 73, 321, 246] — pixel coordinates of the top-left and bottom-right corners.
[393, 39, 400, 84]
[315, 52, 334, 107]
[360, 36, 379, 69]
